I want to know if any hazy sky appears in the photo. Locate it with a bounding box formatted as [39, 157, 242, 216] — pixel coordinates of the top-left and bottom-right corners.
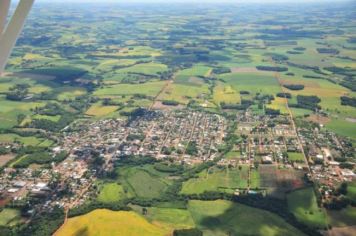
[33, 0, 351, 2]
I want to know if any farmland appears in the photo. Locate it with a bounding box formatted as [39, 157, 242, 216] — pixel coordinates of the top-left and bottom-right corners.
[97, 183, 125, 203]
[117, 165, 173, 199]
[187, 200, 305, 236]
[0, 1, 355, 236]
[287, 187, 328, 229]
[56, 209, 169, 236]
[0, 209, 22, 227]
[180, 166, 250, 194]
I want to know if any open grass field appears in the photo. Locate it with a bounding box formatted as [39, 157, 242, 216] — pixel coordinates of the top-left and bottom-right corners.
[347, 182, 356, 201]
[250, 169, 261, 189]
[56, 209, 169, 236]
[213, 82, 241, 105]
[94, 81, 166, 98]
[224, 151, 241, 160]
[188, 200, 305, 236]
[0, 209, 21, 227]
[159, 82, 210, 105]
[267, 97, 288, 114]
[287, 187, 328, 229]
[180, 166, 249, 194]
[287, 152, 305, 163]
[325, 118, 356, 140]
[32, 114, 61, 122]
[56, 87, 86, 101]
[86, 103, 119, 117]
[132, 206, 195, 230]
[0, 133, 43, 146]
[0, 96, 46, 129]
[97, 183, 126, 203]
[219, 72, 281, 96]
[119, 166, 172, 199]
[328, 206, 356, 227]
[116, 62, 168, 76]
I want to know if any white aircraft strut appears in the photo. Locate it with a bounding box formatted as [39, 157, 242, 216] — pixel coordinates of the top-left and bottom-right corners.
[0, 0, 35, 75]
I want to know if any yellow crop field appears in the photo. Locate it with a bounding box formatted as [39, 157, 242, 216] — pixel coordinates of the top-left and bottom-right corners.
[23, 53, 46, 60]
[213, 83, 241, 105]
[56, 209, 170, 236]
[267, 97, 288, 114]
[86, 104, 119, 117]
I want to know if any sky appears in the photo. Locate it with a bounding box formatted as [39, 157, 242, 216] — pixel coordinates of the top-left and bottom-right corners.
[33, 0, 350, 2]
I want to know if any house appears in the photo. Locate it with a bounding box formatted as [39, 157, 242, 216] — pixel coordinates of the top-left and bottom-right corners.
[262, 156, 273, 164]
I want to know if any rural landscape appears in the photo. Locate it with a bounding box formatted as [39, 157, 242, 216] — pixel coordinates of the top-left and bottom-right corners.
[0, 0, 355, 236]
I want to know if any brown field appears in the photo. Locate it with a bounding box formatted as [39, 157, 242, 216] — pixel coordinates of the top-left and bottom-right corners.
[151, 101, 184, 110]
[326, 226, 356, 236]
[0, 154, 16, 167]
[259, 165, 305, 198]
[307, 114, 331, 125]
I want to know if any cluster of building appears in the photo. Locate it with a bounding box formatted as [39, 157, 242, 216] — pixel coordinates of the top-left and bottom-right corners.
[299, 124, 355, 199]
[63, 110, 227, 164]
[232, 112, 307, 168]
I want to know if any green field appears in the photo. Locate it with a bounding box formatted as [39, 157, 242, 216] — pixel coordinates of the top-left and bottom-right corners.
[97, 183, 126, 203]
[328, 206, 356, 227]
[0, 209, 22, 227]
[94, 81, 165, 97]
[0, 133, 43, 146]
[219, 72, 281, 96]
[181, 166, 250, 194]
[287, 152, 305, 163]
[326, 118, 356, 140]
[119, 166, 172, 199]
[188, 200, 304, 236]
[131, 205, 196, 230]
[287, 187, 328, 229]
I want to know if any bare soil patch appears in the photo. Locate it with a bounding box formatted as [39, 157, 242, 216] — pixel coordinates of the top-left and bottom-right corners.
[327, 226, 356, 236]
[151, 101, 184, 110]
[345, 117, 356, 123]
[0, 154, 16, 167]
[231, 67, 259, 73]
[307, 114, 331, 125]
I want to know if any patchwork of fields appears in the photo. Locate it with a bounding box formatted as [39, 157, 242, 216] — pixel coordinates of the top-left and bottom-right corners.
[0, 1, 355, 236]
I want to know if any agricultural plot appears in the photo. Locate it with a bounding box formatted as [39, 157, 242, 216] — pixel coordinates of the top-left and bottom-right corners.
[180, 166, 249, 194]
[97, 183, 126, 203]
[131, 205, 195, 230]
[116, 62, 168, 76]
[0, 133, 43, 146]
[213, 83, 241, 106]
[86, 103, 119, 117]
[159, 82, 210, 105]
[328, 206, 356, 227]
[219, 72, 281, 96]
[0, 154, 16, 167]
[94, 81, 166, 98]
[118, 166, 172, 199]
[188, 200, 304, 236]
[287, 187, 329, 229]
[0, 1, 355, 235]
[56, 209, 169, 236]
[0, 209, 22, 227]
[259, 165, 305, 198]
